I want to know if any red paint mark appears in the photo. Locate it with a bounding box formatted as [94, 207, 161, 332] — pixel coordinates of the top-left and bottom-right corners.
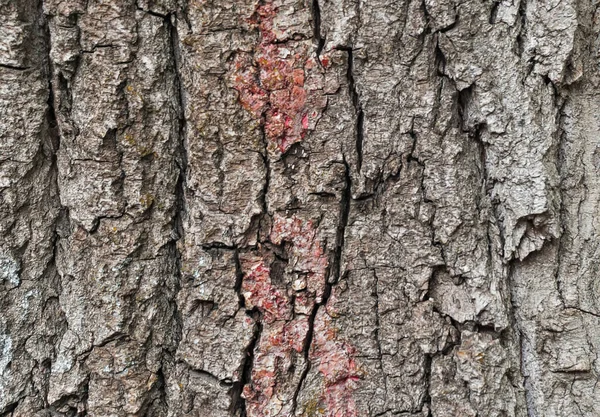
[233, 54, 269, 118]
[232, 2, 326, 154]
[242, 257, 291, 323]
[305, 57, 316, 70]
[312, 309, 361, 417]
[241, 215, 361, 417]
[241, 253, 310, 416]
[270, 215, 328, 300]
[302, 113, 309, 129]
[242, 315, 310, 416]
[293, 68, 305, 86]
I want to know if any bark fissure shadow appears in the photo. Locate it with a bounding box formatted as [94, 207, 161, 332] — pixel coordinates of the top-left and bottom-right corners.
[291, 159, 352, 414]
[337, 47, 365, 172]
[311, 0, 325, 58]
[229, 315, 262, 417]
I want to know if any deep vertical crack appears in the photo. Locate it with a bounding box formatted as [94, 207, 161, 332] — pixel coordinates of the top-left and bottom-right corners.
[349, 51, 364, 172]
[233, 249, 248, 311]
[421, 353, 433, 416]
[457, 83, 474, 131]
[42, 5, 61, 205]
[338, 47, 364, 172]
[515, 0, 527, 58]
[489, 1, 500, 25]
[311, 0, 325, 58]
[168, 13, 188, 221]
[229, 248, 261, 416]
[259, 135, 271, 224]
[159, 12, 189, 413]
[40, 3, 73, 413]
[291, 160, 352, 414]
[554, 97, 568, 308]
[231, 247, 262, 416]
[230, 318, 261, 417]
[331, 160, 352, 285]
[167, 9, 188, 316]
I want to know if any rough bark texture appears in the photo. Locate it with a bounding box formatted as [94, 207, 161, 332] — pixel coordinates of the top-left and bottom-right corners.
[1, 0, 599, 416]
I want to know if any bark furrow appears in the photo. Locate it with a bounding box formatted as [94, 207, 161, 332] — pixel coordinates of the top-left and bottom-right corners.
[2, 0, 600, 416]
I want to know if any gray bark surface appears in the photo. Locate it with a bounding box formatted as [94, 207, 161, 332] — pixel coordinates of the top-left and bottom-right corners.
[1, 0, 598, 416]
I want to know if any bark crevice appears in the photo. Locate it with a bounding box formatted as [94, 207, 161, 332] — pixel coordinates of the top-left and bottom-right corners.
[338, 47, 364, 173]
[311, 0, 325, 58]
[230, 319, 261, 417]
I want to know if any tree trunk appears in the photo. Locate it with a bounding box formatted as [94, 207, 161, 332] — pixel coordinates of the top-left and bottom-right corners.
[1, 0, 598, 416]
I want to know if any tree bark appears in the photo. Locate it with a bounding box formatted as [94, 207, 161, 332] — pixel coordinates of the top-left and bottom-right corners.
[1, 0, 598, 416]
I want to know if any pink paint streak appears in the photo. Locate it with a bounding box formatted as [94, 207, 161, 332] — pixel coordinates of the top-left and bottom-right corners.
[312, 308, 361, 417]
[242, 257, 291, 323]
[270, 214, 328, 300]
[240, 215, 361, 417]
[240, 254, 309, 417]
[232, 2, 326, 154]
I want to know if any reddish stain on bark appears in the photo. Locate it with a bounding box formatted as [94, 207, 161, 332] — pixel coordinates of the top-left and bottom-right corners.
[311, 307, 361, 417]
[232, 55, 269, 118]
[240, 254, 308, 416]
[270, 215, 328, 300]
[240, 215, 360, 417]
[242, 257, 291, 323]
[232, 2, 326, 154]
